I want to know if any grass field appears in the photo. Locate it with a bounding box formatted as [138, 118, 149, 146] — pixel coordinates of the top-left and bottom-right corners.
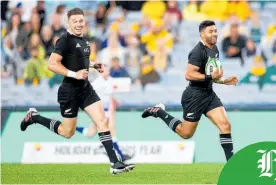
[1, 163, 223, 184]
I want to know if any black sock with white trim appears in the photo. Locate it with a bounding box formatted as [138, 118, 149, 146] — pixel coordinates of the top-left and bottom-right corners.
[220, 133, 234, 161]
[157, 109, 182, 132]
[98, 131, 119, 164]
[32, 114, 61, 134]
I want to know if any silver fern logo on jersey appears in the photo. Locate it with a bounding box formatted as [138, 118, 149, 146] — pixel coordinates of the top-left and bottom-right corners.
[257, 150, 276, 180]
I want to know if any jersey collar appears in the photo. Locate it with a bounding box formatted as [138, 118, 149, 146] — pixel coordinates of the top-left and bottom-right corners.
[200, 40, 213, 49]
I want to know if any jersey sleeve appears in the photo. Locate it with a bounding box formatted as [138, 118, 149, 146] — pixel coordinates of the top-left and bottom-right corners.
[53, 36, 67, 57]
[188, 49, 202, 67]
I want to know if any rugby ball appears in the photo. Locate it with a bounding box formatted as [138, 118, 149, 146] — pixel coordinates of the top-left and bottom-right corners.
[205, 58, 222, 75]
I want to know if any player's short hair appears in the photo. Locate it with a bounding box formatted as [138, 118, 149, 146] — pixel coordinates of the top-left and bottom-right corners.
[199, 20, 216, 32]
[67, 8, 84, 19]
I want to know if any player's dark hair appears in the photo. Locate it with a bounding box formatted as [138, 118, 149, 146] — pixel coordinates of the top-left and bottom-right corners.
[199, 20, 216, 33]
[67, 8, 84, 19]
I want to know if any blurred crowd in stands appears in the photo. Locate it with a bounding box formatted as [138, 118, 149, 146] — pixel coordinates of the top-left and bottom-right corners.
[1, 0, 276, 89]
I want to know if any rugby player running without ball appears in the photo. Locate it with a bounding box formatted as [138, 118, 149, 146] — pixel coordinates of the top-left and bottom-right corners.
[142, 20, 238, 161]
[20, 8, 134, 174]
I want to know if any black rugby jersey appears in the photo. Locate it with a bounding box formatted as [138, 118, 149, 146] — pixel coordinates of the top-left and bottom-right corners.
[53, 31, 91, 87]
[187, 41, 219, 89]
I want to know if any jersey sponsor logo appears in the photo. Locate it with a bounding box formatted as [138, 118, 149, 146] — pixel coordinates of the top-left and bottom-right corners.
[76, 43, 81, 48]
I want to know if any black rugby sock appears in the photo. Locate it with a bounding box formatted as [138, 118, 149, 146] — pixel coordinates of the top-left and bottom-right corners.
[157, 109, 182, 132]
[32, 114, 61, 134]
[220, 133, 234, 161]
[98, 131, 119, 164]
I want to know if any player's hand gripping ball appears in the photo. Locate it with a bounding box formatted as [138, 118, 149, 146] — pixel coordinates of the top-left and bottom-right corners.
[205, 58, 222, 75]
[205, 58, 223, 80]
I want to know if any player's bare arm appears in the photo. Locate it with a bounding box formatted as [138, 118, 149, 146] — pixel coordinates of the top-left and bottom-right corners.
[185, 63, 223, 81]
[48, 53, 88, 80]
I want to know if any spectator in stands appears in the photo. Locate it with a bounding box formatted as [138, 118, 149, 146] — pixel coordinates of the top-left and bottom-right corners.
[116, 1, 144, 11]
[6, 13, 21, 47]
[246, 40, 257, 57]
[153, 41, 169, 71]
[263, 54, 276, 86]
[106, 1, 126, 23]
[23, 46, 41, 85]
[109, 57, 129, 78]
[273, 39, 276, 55]
[227, 0, 251, 22]
[222, 14, 250, 39]
[52, 4, 67, 28]
[249, 11, 262, 45]
[34, 1, 46, 28]
[140, 13, 152, 36]
[28, 33, 46, 61]
[41, 25, 53, 58]
[95, 3, 107, 29]
[51, 12, 66, 37]
[24, 44, 53, 86]
[31, 13, 41, 33]
[245, 39, 268, 64]
[102, 22, 126, 49]
[8, 1, 37, 23]
[163, 0, 182, 40]
[89, 39, 98, 62]
[141, 19, 173, 55]
[98, 34, 126, 66]
[239, 55, 267, 90]
[138, 55, 160, 89]
[260, 25, 276, 52]
[200, 0, 228, 21]
[3, 37, 24, 84]
[222, 24, 247, 66]
[125, 27, 142, 81]
[126, 22, 141, 44]
[141, 0, 166, 20]
[16, 21, 32, 60]
[1, 1, 9, 24]
[16, 22, 32, 60]
[182, 0, 205, 21]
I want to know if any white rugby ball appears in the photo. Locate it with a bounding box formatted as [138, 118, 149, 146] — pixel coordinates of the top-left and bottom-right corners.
[205, 58, 222, 75]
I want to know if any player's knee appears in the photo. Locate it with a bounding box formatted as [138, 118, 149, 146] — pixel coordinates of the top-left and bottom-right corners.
[64, 128, 76, 139]
[181, 132, 194, 139]
[179, 130, 194, 139]
[218, 119, 231, 133]
[95, 117, 109, 131]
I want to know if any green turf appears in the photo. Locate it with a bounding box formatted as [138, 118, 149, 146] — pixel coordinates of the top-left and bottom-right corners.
[1, 164, 223, 184]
